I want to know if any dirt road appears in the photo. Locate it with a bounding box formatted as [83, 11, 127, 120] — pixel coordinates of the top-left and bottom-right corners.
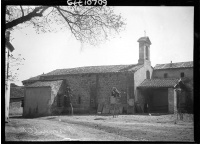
[5, 114, 194, 141]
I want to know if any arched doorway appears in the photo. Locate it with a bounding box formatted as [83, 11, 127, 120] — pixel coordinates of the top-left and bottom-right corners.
[146, 70, 150, 79]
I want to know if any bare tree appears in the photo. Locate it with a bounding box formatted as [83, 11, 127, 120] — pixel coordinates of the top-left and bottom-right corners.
[7, 53, 25, 82]
[6, 6, 125, 45]
[5, 6, 125, 121]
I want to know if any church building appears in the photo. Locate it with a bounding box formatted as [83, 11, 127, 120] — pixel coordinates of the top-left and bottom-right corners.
[22, 36, 193, 117]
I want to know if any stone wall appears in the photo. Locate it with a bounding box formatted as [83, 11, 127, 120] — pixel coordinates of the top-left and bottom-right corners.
[42, 72, 137, 114]
[98, 73, 128, 104]
[153, 68, 193, 79]
[168, 88, 177, 113]
[49, 81, 66, 115]
[136, 89, 145, 112]
[153, 68, 193, 113]
[37, 62, 153, 115]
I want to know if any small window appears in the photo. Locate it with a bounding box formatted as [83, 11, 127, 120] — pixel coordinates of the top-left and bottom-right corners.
[181, 72, 184, 78]
[78, 96, 81, 104]
[146, 71, 150, 79]
[164, 73, 168, 78]
[145, 46, 149, 60]
[57, 95, 62, 107]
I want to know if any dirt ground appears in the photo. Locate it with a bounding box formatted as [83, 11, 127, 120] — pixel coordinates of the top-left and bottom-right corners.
[5, 114, 194, 141]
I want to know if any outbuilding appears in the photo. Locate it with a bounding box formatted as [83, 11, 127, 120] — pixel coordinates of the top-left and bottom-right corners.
[23, 80, 66, 117]
[137, 78, 184, 113]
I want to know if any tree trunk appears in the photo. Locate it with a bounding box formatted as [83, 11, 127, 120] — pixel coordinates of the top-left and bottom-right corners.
[70, 103, 73, 115]
[5, 49, 10, 123]
[69, 96, 73, 116]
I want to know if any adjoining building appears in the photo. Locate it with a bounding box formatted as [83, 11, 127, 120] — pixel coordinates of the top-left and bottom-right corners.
[23, 80, 66, 117]
[152, 61, 193, 113]
[137, 78, 185, 113]
[22, 36, 193, 117]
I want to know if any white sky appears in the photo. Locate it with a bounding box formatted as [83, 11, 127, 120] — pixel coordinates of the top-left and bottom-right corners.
[9, 6, 194, 86]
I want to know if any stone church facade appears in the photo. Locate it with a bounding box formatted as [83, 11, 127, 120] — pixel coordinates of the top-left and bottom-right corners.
[22, 36, 193, 117]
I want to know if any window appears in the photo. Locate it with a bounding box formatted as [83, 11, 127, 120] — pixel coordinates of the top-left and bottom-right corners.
[181, 72, 184, 78]
[57, 94, 62, 107]
[145, 46, 149, 60]
[78, 96, 81, 104]
[164, 73, 168, 78]
[146, 71, 150, 79]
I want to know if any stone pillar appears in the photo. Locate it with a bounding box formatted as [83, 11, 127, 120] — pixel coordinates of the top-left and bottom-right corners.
[168, 88, 177, 113]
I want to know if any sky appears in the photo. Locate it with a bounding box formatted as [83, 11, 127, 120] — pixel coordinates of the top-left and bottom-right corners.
[8, 6, 194, 86]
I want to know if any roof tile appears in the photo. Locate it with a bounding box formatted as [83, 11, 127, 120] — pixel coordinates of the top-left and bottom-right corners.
[22, 74, 45, 83]
[138, 78, 180, 88]
[43, 64, 143, 76]
[26, 80, 63, 88]
[154, 61, 193, 70]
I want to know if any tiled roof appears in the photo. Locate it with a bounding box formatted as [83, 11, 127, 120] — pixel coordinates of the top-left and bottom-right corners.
[43, 64, 143, 76]
[26, 80, 63, 88]
[154, 61, 193, 70]
[137, 36, 151, 45]
[22, 74, 44, 83]
[138, 78, 180, 88]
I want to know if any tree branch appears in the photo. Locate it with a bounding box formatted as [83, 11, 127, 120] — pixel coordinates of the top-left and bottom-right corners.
[57, 6, 77, 16]
[20, 6, 24, 16]
[56, 7, 74, 35]
[6, 6, 49, 30]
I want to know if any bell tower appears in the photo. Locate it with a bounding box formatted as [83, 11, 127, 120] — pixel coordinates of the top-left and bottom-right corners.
[137, 34, 151, 65]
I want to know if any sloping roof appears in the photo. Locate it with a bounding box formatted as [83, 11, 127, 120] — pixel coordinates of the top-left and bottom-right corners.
[138, 78, 180, 88]
[43, 64, 143, 76]
[137, 36, 151, 45]
[26, 80, 63, 88]
[22, 74, 44, 83]
[154, 61, 193, 70]
[10, 86, 24, 98]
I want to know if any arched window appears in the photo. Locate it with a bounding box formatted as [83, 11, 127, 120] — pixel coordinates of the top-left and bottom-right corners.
[146, 71, 150, 79]
[180, 72, 184, 78]
[78, 96, 81, 104]
[164, 73, 168, 78]
[145, 46, 149, 60]
[57, 94, 62, 107]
